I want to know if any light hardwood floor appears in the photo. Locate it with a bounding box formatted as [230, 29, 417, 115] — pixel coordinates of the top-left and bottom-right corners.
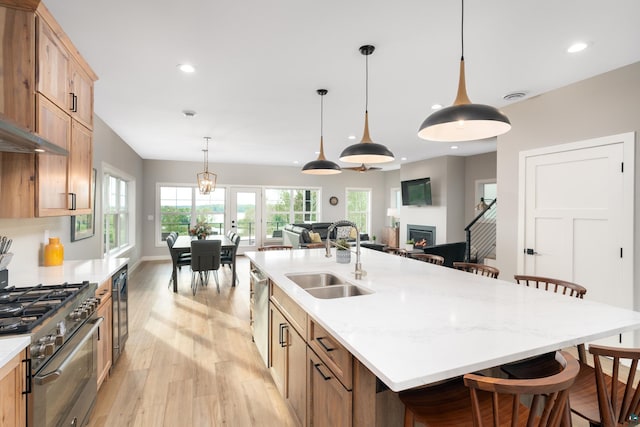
[88, 257, 600, 427]
[87, 256, 298, 427]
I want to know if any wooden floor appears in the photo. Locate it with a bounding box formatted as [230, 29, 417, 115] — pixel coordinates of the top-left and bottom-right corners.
[87, 256, 605, 427]
[87, 256, 298, 427]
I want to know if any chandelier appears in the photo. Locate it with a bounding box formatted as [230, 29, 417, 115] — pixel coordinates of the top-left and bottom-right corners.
[197, 137, 217, 195]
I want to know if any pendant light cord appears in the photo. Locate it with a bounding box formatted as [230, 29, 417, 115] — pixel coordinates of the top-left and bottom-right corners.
[460, 0, 465, 61]
[365, 52, 369, 113]
[320, 93, 324, 138]
[203, 137, 210, 172]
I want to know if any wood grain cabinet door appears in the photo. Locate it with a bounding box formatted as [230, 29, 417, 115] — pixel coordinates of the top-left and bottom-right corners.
[69, 120, 92, 213]
[287, 323, 306, 426]
[0, 351, 27, 427]
[307, 349, 352, 427]
[269, 305, 287, 396]
[36, 16, 70, 111]
[36, 94, 70, 216]
[96, 292, 112, 389]
[69, 62, 93, 130]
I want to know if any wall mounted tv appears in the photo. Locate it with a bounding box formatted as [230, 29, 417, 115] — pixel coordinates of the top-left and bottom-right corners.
[401, 177, 432, 206]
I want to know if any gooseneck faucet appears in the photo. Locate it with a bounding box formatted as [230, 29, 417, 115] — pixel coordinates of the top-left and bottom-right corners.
[326, 220, 365, 280]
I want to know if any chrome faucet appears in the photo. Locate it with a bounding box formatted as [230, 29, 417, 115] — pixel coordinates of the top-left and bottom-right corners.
[326, 220, 365, 280]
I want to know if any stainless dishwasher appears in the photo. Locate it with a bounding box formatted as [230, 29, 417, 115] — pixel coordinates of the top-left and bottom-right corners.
[250, 268, 269, 367]
[112, 265, 128, 365]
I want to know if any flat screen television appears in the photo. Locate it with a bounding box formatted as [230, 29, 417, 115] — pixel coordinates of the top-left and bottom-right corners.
[401, 177, 432, 206]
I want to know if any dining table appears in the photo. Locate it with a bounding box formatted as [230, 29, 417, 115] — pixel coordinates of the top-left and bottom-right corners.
[170, 234, 237, 293]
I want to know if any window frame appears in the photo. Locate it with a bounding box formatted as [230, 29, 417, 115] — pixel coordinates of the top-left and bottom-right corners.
[102, 164, 135, 257]
[345, 187, 372, 235]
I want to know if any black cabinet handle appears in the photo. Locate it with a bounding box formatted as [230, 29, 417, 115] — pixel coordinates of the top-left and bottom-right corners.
[70, 193, 77, 210]
[69, 92, 78, 112]
[278, 323, 286, 347]
[22, 358, 32, 395]
[316, 336, 335, 352]
[314, 363, 332, 381]
[281, 324, 289, 347]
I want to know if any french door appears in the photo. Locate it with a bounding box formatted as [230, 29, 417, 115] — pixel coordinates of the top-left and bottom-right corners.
[229, 187, 262, 253]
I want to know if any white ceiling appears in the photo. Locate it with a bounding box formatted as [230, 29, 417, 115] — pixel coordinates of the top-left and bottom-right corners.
[43, 0, 640, 171]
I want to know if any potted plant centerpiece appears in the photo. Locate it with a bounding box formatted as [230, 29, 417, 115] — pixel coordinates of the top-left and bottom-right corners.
[405, 239, 415, 251]
[335, 239, 351, 264]
[189, 220, 212, 240]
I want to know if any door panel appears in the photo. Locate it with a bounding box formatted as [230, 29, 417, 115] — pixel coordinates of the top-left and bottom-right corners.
[229, 187, 261, 253]
[522, 140, 630, 346]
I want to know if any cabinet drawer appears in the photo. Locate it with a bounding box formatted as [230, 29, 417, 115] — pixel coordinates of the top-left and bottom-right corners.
[95, 278, 112, 308]
[270, 283, 307, 338]
[308, 319, 352, 390]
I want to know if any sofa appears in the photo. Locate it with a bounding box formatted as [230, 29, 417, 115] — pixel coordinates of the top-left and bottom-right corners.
[283, 222, 367, 249]
[421, 241, 468, 268]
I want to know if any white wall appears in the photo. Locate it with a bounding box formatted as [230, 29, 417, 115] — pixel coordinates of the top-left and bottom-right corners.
[496, 61, 640, 305]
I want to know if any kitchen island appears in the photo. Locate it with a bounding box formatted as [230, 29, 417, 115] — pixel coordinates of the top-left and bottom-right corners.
[246, 247, 640, 426]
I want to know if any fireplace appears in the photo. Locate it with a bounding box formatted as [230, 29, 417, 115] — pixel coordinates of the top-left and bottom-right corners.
[407, 224, 436, 248]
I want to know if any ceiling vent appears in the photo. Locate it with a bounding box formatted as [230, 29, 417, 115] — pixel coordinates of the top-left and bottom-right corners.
[503, 91, 527, 101]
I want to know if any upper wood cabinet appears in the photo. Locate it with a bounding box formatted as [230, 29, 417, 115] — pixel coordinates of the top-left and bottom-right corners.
[0, 2, 97, 218]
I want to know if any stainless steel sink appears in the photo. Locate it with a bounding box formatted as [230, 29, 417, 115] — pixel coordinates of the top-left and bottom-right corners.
[305, 284, 372, 299]
[285, 272, 373, 299]
[285, 272, 344, 289]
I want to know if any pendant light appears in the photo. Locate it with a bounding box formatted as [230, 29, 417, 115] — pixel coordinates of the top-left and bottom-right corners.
[417, 0, 511, 142]
[197, 137, 217, 195]
[340, 45, 394, 164]
[302, 89, 341, 175]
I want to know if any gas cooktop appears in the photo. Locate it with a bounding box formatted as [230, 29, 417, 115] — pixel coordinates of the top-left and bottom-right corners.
[0, 282, 91, 335]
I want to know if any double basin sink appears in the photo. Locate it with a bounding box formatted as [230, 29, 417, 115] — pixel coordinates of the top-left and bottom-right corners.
[285, 272, 373, 299]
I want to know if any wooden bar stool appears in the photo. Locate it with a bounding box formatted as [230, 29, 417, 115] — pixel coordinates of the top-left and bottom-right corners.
[399, 351, 579, 427]
[412, 253, 445, 266]
[453, 262, 500, 278]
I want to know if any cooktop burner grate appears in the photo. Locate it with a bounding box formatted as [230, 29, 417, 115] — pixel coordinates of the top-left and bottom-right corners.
[0, 282, 91, 335]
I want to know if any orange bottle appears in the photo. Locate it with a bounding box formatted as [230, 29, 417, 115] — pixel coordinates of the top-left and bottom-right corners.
[44, 237, 64, 266]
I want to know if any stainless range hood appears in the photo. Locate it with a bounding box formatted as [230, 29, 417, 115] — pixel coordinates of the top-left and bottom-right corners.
[0, 115, 68, 156]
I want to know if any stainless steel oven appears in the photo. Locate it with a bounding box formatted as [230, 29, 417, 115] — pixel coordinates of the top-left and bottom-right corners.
[32, 316, 102, 427]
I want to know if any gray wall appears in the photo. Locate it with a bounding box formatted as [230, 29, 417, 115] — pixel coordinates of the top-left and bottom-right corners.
[496, 61, 640, 300]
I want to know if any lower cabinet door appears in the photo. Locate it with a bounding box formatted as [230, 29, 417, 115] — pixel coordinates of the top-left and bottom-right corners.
[96, 295, 112, 389]
[307, 349, 352, 427]
[286, 322, 306, 426]
[269, 305, 287, 395]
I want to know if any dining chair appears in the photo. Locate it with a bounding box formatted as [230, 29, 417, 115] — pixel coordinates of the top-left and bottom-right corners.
[399, 351, 579, 427]
[258, 245, 293, 251]
[190, 239, 221, 295]
[304, 242, 325, 249]
[412, 253, 445, 266]
[514, 275, 587, 298]
[502, 276, 588, 380]
[166, 235, 191, 289]
[569, 345, 637, 427]
[221, 234, 241, 285]
[453, 262, 500, 278]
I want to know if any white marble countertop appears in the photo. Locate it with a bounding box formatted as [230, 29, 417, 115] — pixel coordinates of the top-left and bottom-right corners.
[0, 336, 30, 369]
[246, 248, 640, 392]
[9, 257, 129, 288]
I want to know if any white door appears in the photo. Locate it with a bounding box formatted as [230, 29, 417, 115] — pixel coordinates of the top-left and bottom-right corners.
[519, 133, 635, 346]
[229, 187, 262, 254]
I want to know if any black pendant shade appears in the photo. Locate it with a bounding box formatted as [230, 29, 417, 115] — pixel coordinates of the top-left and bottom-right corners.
[302, 89, 341, 175]
[418, 1, 511, 142]
[340, 45, 394, 164]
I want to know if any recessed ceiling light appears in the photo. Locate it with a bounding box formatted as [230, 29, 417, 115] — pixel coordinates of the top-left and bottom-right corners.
[182, 110, 197, 117]
[450, 145, 459, 150]
[401, 157, 407, 161]
[177, 63, 195, 73]
[293, 160, 299, 164]
[314, 151, 320, 155]
[431, 104, 443, 110]
[347, 135, 356, 140]
[567, 42, 588, 53]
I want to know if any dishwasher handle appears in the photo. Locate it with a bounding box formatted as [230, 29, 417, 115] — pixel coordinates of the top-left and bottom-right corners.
[250, 270, 268, 286]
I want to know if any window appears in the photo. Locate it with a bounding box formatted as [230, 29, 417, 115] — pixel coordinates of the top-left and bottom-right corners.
[346, 188, 371, 234]
[103, 168, 134, 256]
[159, 185, 226, 242]
[264, 188, 319, 239]
[476, 180, 497, 205]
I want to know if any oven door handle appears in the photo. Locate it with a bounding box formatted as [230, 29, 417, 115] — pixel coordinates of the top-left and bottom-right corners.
[34, 317, 103, 386]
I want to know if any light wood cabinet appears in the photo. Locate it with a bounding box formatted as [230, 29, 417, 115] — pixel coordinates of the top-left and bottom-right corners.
[307, 349, 352, 427]
[0, 349, 28, 427]
[382, 227, 399, 248]
[95, 278, 113, 390]
[0, 2, 96, 218]
[269, 304, 306, 426]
